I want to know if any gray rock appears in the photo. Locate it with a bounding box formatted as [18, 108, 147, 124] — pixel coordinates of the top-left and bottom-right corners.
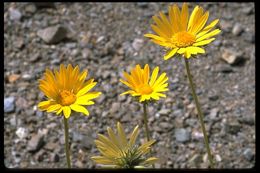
[37, 25, 67, 44]
[9, 8, 22, 21]
[158, 109, 171, 115]
[238, 116, 255, 126]
[219, 20, 232, 33]
[243, 32, 255, 43]
[208, 108, 219, 119]
[232, 23, 243, 36]
[82, 48, 90, 59]
[110, 102, 121, 114]
[4, 97, 15, 113]
[27, 134, 45, 152]
[132, 38, 143, 51]
[215, 64, 233, 73]
[175, 128, 191, 143]
[243, 148, 254, 161]
[159, 122, 172, 131]
[29, 53, 41, 62]
[224, 121, 241, 134]
[25, 4, 37, 14]
[242, 6, 253, 15]
[44, 141, 58, 151]
[221, 49, 243, 65]
[81, 136, 93, 149]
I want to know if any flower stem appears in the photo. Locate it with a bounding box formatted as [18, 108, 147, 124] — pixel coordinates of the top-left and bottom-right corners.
[183, 58, 214, 168]
[142, 102, 150, 141]
[63, 116, 71, 168]
[142, 102, 155, 168]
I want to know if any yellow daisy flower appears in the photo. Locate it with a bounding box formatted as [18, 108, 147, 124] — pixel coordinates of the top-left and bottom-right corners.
[144, 3, 221, 59]
[120, 64, 169, 102]
[91, 122, 158, 168]
[38, 64, 101, 119]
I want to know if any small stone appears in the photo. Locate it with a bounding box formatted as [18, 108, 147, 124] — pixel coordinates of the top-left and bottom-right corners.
[110, 102, 121, 114]
[243, 148, 254, 161]
[159, 122, 172, 131]
[50, 153, 59, 162]
[232, 23, 243, 36]
[136, 2, 148, 8]
[242, 6, 253, 15]
[132, 38, 143, 51]
[215, 154, 222, 162]
[221, 49, 243, 65]
[192, 131, 204, 140]
[44, 142, 58, 151]
[224, 121, 241, 134]
[208, 108, 219, 119]
[82, 48, 90, 58]
[238, 116, 254, 126]
[25, 4, 37, 14]
[4, 97, 15, 113]
[14, 38, 24, 49]
[219, 20, 232, 33]
[9, 8, 22, 21]
[243, 32, 255, 43]
[215, 64, 233, 73]
[34, 149, 45, 162]
[158, 109, 171, 115]
[208, 94, 219, 101]
[27, 134, 45, 152]
[7, 74, 20, 83]
[29, 53, 41, 62]
[15, 127, 28, 140]
[37, 25, 67, 44]
[81, 136, 93, 149]
[175, 128, 191, 143]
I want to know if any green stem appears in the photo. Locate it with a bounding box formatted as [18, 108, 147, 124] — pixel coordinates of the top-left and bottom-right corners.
[63, 116, 71, 168]
[142, 102, 150, 141]
[183, 58, 214, 168]
[142, 102, 155, 168]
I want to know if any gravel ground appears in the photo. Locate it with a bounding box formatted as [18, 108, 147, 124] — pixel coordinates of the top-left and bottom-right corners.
[4, 2, 255, 168]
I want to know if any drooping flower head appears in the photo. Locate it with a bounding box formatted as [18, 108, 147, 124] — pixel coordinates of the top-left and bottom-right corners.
[144, 3, 221, 59]
[91, 122, 158, 168]
[38, 64, 101, 119]
[120, 64, 169, 102]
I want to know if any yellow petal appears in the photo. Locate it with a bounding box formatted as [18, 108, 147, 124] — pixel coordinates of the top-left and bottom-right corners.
[186, 46, 205, 54]
[196, 29, 221, 42]
[70, 104, 89, 116]
[193, 38, 215, 46]
[76, 82, 97, 97]
[180, 3, 189, 31]
[46, 104, 61, 113]
[191, 11, 209, 34]
[188, 5, 199, 30]
[149, 67, 159, 86]
[91, 156, 115, 165]
[143, 157, 159, 165]
[164, 48, 178, 60]
[129, 125, 139, 148]
[107, 127, 121, 148]
[76, 92, 101, 105]
[63, 106, 71, 119]
[117, 122, 127, 147]
[196, 19, 219, 38]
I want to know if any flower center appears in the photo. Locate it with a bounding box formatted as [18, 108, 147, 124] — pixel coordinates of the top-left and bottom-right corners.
[171, 31, 195, 48]
[58, 90, 76, 106]
[137, 84, 153, 95]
